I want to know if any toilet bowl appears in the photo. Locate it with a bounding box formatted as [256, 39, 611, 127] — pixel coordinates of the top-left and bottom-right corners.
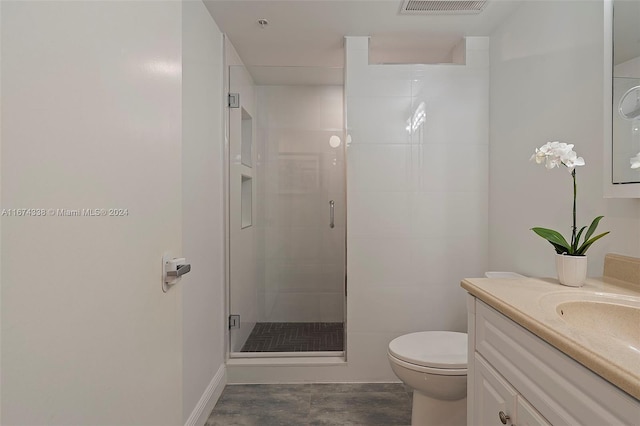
[388, 331, 467, 426]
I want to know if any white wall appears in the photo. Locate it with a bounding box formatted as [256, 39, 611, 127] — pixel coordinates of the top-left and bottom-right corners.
[489, 0, 640, 277]
[256, 85, 345, 323]
[614, 56, 640, 77]
[1, 2, 183, 424]
[228, 36, 489, 383]
[182, 1, 226, 424]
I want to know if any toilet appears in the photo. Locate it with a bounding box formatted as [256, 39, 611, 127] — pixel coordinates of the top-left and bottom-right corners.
[388, 331, 467, 426]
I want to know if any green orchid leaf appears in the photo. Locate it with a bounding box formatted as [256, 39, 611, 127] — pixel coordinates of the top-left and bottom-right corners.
[531, 227, 571, 252]
[583, 216, 604, 244]
[573, 226, 587, 251]
[576, 231, 610, 255]
[549, 241, 569, 255]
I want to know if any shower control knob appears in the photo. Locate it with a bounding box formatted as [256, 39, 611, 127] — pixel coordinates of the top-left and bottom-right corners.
[499, 411, 510, 424]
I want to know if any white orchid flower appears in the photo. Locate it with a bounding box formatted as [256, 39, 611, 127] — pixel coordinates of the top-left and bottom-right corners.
[545, 155, 562, 169]
[530, 142, 559, 167]
[530, 148, 547, 164]
[530, 141, 585, 172]
[631, 152, 640, 170]
[561, 150, 585, 172]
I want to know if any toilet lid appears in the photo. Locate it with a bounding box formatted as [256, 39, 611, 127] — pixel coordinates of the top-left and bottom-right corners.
[388, 331, 467, 369]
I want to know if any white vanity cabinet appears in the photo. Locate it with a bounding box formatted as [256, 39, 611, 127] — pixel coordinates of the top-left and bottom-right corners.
[473, 353, 518, 425]
[474, 353, 550, 426]
[516, 397, 551, 426]
[467, 295, 640, 426]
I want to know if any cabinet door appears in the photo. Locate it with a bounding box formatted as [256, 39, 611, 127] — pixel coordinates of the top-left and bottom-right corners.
[474, 354, 517, 426]
[517, 396, 551, 426]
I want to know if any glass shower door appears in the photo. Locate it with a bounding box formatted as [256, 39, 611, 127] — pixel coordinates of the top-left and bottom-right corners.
[228, 65, 346, 356]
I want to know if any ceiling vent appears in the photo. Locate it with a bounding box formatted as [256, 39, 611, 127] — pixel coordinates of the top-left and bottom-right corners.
[400, 0, 488, 15]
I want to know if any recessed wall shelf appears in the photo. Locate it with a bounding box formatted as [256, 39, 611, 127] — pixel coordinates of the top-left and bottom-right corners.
[241, 175, 252, 229]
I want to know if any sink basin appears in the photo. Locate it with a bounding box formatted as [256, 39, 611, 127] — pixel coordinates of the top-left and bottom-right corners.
[540, 291, 640, 349]
[556, 300, 640, 346]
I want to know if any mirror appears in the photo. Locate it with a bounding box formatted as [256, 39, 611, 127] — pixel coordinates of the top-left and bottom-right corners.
[612, 0, 640, 184]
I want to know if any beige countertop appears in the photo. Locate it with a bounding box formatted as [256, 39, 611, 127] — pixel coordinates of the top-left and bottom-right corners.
[461, 275, 640, 400]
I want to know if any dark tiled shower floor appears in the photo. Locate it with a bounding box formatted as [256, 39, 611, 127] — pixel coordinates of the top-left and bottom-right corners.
[240, 322, 344, 352]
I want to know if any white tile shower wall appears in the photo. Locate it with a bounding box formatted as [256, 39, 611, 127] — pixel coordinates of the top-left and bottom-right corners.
[256, 85, 345, 323]
[346, 36, 489, 377]
[489, 1, 640, 277]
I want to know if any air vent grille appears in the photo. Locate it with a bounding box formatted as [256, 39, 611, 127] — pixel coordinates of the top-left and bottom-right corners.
[400, 0, 487, 14]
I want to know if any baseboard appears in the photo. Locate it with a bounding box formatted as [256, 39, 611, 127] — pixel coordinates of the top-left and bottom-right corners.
[185, 364, 227, 426]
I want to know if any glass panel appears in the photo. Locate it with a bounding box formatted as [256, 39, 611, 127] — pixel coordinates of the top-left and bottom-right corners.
[228, 65, 346, 356]
[241, 108, 253, 167]
[228, 65, 258, 353]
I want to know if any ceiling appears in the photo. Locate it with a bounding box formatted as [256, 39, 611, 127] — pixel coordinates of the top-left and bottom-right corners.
[204, 0, 521, 84]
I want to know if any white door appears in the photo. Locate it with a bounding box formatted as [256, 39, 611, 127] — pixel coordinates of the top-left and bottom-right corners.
[1, 2, 183, 425]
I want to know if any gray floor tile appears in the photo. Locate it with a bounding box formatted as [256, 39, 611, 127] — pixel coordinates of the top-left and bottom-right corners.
[221, 383, 312, 396]
[309, 391, 412, 425]
[213, 394, 309, 413]
[206, 383, 412, 426]
[208, 384, 311, 425]
[206, 414, 256, 426]
[311, 383, 406, 394]
[206, 411, 310, 426]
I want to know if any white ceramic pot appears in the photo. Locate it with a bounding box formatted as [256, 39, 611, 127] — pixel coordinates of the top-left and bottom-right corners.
[555, 254, 588, 287]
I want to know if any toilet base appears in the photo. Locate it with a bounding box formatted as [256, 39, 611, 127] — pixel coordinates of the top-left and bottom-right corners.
[411, 390, 466, 426]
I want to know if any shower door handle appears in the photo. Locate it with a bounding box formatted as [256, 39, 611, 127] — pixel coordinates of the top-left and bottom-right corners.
[329, 200, 335, 229]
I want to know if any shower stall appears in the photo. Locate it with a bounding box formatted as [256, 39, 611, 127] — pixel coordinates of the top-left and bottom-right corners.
[227, 64, 346, 357]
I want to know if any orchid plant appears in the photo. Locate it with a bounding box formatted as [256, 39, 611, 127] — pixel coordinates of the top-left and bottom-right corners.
[530, 141, 609, 256]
